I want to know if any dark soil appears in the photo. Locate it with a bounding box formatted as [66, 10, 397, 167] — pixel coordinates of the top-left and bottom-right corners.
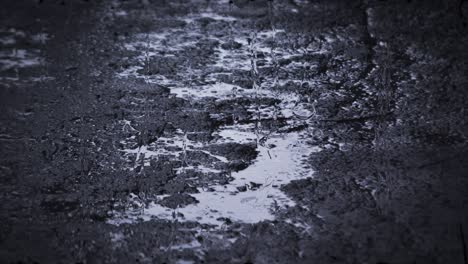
[1, 0, 468, 263]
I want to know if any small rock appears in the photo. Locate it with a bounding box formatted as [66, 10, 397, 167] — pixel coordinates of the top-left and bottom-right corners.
[159, 193, 199, 209]
[249, 182, 262, 190]
[217, 217, 232, 225]
[236, 185, 247, 192]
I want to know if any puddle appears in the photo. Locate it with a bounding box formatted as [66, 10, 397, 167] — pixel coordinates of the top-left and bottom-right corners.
[144, 129, 316, 225]
[110, 3, 320, 226]
[112, 121, 318, 226]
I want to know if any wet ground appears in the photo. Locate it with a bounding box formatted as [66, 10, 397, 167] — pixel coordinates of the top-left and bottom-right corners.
[1, 0, 468, 263]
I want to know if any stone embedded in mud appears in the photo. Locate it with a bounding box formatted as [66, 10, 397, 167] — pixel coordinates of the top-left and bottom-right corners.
[236, 185, 247, 192]
[249, 182, 262, 190]
[216, 217, 233, 225]
[234, 182, 262, 192]
[159, 193, 199, 209]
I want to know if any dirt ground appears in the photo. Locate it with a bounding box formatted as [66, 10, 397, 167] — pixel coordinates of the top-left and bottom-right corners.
[1, 0, 468, 263]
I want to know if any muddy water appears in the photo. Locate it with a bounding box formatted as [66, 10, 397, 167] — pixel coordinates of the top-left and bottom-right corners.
[110, 3, 321, 226]
[145, 129, 316, 225]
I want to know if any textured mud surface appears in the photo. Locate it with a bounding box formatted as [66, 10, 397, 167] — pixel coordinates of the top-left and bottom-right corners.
[1, 0, 468, 263]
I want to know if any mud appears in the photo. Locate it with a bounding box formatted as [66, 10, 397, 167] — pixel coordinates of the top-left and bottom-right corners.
[1, 0, 468, 263]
